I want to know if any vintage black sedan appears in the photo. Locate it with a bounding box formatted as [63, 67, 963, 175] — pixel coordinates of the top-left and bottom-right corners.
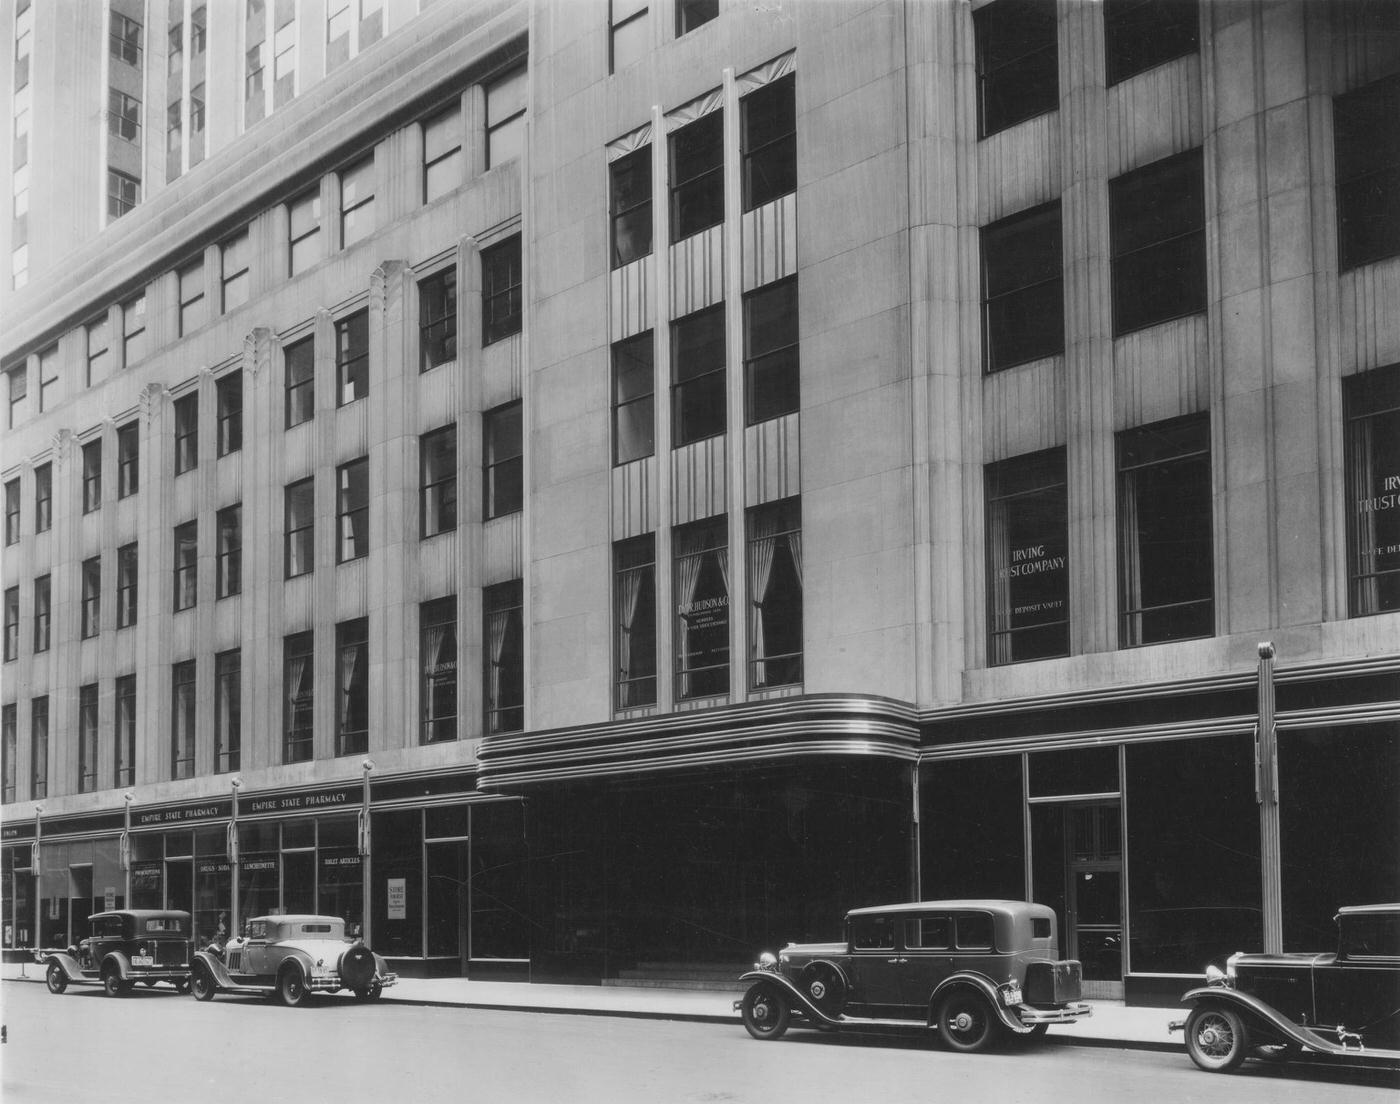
[1173, 903, 1400, 1072]
[191, 914, 397, 1006]
[736, 900, 1091, 1052]
[42, 909, 193, 996]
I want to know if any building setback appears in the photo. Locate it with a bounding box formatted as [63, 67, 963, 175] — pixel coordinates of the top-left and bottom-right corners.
[1, 0, 1397, 1005]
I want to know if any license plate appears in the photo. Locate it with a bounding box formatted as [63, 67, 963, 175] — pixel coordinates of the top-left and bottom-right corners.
[132, 956, 154, 967]
[1002, 986, 1023, 1006]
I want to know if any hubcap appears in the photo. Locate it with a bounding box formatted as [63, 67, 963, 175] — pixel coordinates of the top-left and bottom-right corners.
[752, 1000, 770, 1023]
[952, 1011, 975, 1033]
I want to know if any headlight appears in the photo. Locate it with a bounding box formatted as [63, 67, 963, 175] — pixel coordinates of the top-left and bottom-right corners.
[1204, 964, 1228, 987]
[756, 951, 777, 970]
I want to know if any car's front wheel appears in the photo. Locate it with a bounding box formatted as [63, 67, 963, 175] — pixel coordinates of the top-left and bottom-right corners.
[740, 983, 790, 1041]
[45, 962, 68, 995]
[1185, 1005, 1249, 1073]
[937, 989, 999, 1053]
[277, 966, 308, 1008]
[191, 964, 216, 1002]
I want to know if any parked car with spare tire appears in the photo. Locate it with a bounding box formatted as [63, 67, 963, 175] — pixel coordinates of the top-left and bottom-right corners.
[41, 909, 193, 997]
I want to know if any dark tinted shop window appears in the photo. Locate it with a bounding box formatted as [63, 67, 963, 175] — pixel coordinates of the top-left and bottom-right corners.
[985, 448, 1069, 664]
[920, 756, 1026, 901]
[1280, 726, 1400, 949]
[982, 200, 1063, 372]
[670, 111, 724, 241]
[371, 808, 423, 957]
[744, 279, 799, 424]
[975, 0, 1059, 138]
[742, 73, 795, 211]
[674, 516, 729, 699]
[1110, 148, 1205, 335]
[1126, 736, 1261, 972]
[614, 535, 657, 710]
[1117, 414, 1213, 645]
[672, 304, 726, 445]
[1335, 74, 1400, 272]
[469, 802, 529, 960]
[610, 147, 652, 268]
[1028, 745, 1119, 798]
[1103, 0, 1198, 86]
[1345, 365, 1400, 616]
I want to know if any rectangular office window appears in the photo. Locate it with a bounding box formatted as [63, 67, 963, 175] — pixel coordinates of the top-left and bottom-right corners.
[108, 88, 141, 141]
[672, 304, 726, 446]
[326, 0, 351, 67]
[178, 259, 206, 336]
[610, 147, 652, 268]
[614, 535, 656, 709]
[6, 366, 26, 429]
[1345, 364, 1400, 616]
[86, 316, 111, 387]
[423, 103, 463, 202]
[38, 347, 58, 412]
[221, 231, 250, 312]
[975, 0, 1059, 138]
[273, 17, 295, 106]
[171, 660, 196, 780]
[670, 111, 724, 241]
[421, 596, 457, 743]
[111, 12, 143, 65]
[215, 649, 240, 774]
[335, 618, 369, 756]
[174, 392, 199, 474]
[217, 505, 242, 598]
[1110, 148, 1205, 336]
[285, 478, 314, 578]
[484, 403, 523, 520]
[117, 421, 139, 497]
[613, 332, 655, 464]
[2, 587, 16, 661]
[285, 336, 315, 427]
[421, 425, 457, 538]
[32, 574, 49, 652]
[482, 236, 522, 345]
[982, 200, 1064, 372]
[81, 556, 102, 639]
[3, 704, 16, 802]
[173, 521, 197, 611]
[31, 696, 47, 799]
[484, 580, 524, 734]
[82, 439, 103, 513]
[34, 462, 50, 532]
[283, 632, 313, 763]
[485, 66, 526, 168]
[1335, 74, 1400, 272]
[117, 543, 138, 628]
[336, 310, 368, 405]
[340, 157, 375, 248]
[217, 370, 243, 456]
[246, 39, 267, 121]
[1104, 0, 1198, 86]
[337, 457, 369, 562]
[674, 516, 729, 699]
[115, 674, 136, 787]
[609, 0, 647, 74]
[986, 448, 1069, 665]
[742, 73, 796, 211]
[123, 293, 148, 366]
[1118, 414, 1213, 645]
[288, 189, 322, 275]
[748, 497, 803, 689]
[676, 0, 717, 35]
[79, 684, 99, 793]
[745, 279, 799, 424]
[4, 479, 17, 545]
[420, 268, 457, 370]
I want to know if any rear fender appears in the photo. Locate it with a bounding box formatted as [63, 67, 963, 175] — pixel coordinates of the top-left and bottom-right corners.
[101, 951, 133, 981]
[929, 972, 1031, 1035]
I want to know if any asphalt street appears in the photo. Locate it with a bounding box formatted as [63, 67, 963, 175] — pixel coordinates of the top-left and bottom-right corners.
[2, 980, 1396, 1104]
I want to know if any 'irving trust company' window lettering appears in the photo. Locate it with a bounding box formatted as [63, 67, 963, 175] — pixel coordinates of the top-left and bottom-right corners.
[986, 449, 1069, 665]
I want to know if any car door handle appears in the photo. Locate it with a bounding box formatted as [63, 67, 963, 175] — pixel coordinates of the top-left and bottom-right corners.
[886, 957, 905, 964]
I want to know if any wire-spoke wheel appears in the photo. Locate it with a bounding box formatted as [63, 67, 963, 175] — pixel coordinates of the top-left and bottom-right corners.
[740, 983, 790, 1041]
[191, 964, 216, 1002]
[45, 962, 68, 995]
[1185, 1005, 1249, 1073]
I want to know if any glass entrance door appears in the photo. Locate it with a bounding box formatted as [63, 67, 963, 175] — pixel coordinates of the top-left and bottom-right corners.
[1065, 803, 1123, 999]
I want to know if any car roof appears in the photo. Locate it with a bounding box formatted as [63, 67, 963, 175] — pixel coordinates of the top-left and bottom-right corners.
[1336, 904, 1400, 917]
[246, 914, 344, 926]
[87, 909, 191, 922]
[846, 900, 1047, 918]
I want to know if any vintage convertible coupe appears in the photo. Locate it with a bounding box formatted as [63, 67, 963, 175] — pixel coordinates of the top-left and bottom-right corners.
[191, 914, 397, 1006]
[736, 900, 1091, 1052]
[42, 909, 193, 996]
[1173, 903, 1400, 1072]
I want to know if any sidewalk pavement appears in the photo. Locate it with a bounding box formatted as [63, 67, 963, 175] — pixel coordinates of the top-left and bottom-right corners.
[1, 960, 1181, 1051]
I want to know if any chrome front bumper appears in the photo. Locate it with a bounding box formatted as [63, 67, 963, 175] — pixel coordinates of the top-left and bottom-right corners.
[1017, 1001, 1093, 1025]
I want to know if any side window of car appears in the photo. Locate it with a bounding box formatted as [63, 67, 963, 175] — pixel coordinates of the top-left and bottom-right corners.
[850, 916, 895, 950]
[955, 913, 994, 951]
[247, 920, 268, 940]
[1343, 915, 1400, 958]
[905, 916, 951, 950]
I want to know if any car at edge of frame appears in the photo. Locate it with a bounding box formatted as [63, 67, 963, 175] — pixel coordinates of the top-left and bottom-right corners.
[41, 909, 193, 996]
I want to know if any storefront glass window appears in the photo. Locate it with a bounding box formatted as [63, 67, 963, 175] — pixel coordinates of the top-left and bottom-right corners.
[318, 814, 363, 933]
[921, 756, 1025, 901]
[195, 826, 230, 947]
[470, 801, 528, 961]
[1344, 365, 1400, 615]
[674, 516, 729, 700]
[985, 449, 1069, 664]
[1028, 746, 1118, 797]
[371, 808, 422, 958]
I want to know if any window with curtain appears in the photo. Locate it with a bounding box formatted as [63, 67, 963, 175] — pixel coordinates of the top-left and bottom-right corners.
[336, 619, 368, 756]
[610, 147, 652, 268]
[337, 457, 369, 562]
[33, 573, 49, 651]
[171, 660, 196, 780]
[614, 535, 656, 709]
[217, 505, 242, 598]
[217, 371, 243, 455]
[174, 392, 199, 474]
[2, 703, 16, 803]
[3, 587, 16, 662]
[115, 675, 136, 788]
[221, 230, 250, 312]
[283, 632, 313, 763]
[1117, 414, 1213, 645]
[87, 315, 111, 387]
[117, 543, 138, 628]
[173, 521, 198, 612]
[79, 684, 99, 793]
[484, 581, 524, 734]
[215, 649, 240, 774]
[31, 695, 47, 799]
[117, 421, 139, 497]
[81, 557, 101, 638]
[421, 425, 457, 537]
[123, 294, 149, 367]
[674, 516, 729, 700]
[421, 596, 457, 743]
[985, 449, 1068, 665]
[1345, 364, 1400, 616]
[178, 259, 206, 335]
[82, 439, 102, 513]
[284, 335, 315, 427]
[747, 498, 803, 689]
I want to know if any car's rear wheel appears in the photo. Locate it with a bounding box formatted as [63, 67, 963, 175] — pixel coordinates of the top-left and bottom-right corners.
[102, 968, 126, 997]
[1185, 1005, 1249, 1073]
[277, 966, 307, 1008]
[800, 962, 846, 1016]
[191, 964, 216, 1002]
[45, 963, 68, 995]
[937, 989, 998, 1053]
[740, 983, 790, 1041]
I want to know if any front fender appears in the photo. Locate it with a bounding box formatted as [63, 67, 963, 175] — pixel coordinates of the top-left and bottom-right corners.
[738, 969, 841, 1027]
[193, 949, 238, 989]
[1180, 987, 1385, 1057]
[929, 972, 1032, 1035]
[43, 952, 83, 982]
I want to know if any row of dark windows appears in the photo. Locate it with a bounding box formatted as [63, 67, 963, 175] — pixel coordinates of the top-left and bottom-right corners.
[609, 0, 718, 75]
[609, 73, 795, 268]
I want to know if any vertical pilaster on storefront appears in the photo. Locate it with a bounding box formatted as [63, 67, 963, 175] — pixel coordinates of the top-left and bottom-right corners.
[722, 66, 747, 707]
[1256, 641, 1282, 953]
